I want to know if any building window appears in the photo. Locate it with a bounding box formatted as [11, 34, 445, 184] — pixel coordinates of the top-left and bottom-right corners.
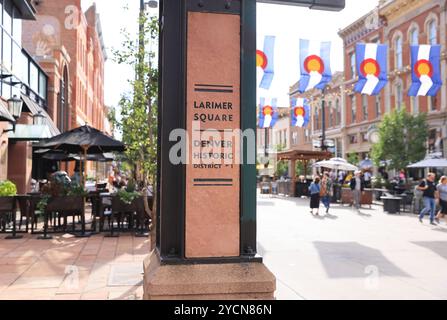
[395, 36, 403, 69]
[428, 20, 437, 45]
[349, 134, 358, 144]
[3, 31, 12, 71]
[375, 95, 381, 118]
[429, 96, 437, 111]
[350, 52, 356, 79]
[362, 132, 369, 143]
[315, 107, 319, 130]
[410, 28, 419, 46]
[335, 99, 341, 126]
[328, 101, 333, 127]
[351, 95, 356, 123]
[411, 96, 419, 114]
[396, 83, 403, 109]
[362, 95, 368, 121]
[292, 132, 298, 145]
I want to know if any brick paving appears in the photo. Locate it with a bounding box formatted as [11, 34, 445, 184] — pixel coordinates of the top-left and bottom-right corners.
[0, 234, 150, 300]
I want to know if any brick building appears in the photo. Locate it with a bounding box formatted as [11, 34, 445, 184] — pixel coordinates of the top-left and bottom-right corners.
[338, 0, 447, 161]
[22, 0, 108, 134]
[0, 0, 60, 193]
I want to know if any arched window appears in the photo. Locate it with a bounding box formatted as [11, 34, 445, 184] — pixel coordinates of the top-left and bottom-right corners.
[350, 52, 356, 79]
[335, 99, 340, 126]
[395, 36, 403, 69]
[428, 20, 437, 45]
[410, 28, 419, 45]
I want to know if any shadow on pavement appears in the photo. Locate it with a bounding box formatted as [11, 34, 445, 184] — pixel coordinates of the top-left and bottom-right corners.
[313, 241, 411, 279]
[412, 241, 447, 260]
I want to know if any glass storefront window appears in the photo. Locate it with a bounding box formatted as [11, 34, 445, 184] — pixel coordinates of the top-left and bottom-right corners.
[3, 0, 12, 36]
[21, 52, 29, 85]
[12, 7, 21, 42]
[30, 62, 39, 93]
[2, 31, 11, 71]
[11, 41, 20, 75]
[39, 71, 47, 99]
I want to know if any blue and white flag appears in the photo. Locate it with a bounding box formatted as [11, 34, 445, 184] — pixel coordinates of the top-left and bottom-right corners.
[257, 36, 276, 90]
[354, 43, 388, 96]
[258, 97, 279, 129]
[299, 39, 332, 93]
[291, 98, 310, 128]
[408, 45, 442, 97]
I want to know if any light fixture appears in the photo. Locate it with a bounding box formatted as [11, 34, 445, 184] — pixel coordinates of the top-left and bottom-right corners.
[7, 95, 23, 120]
[33, 110, 45, 126]
[145, 0, 158, 9]
[2, 95, 23, 134]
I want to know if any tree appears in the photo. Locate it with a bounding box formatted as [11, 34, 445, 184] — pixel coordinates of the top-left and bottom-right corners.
[113, 12, 159, 186]
[347, 153, 360, 166]
[372, 108, 428, 171]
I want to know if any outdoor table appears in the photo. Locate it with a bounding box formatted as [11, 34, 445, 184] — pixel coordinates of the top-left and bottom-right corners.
[381, 196, 401, 214]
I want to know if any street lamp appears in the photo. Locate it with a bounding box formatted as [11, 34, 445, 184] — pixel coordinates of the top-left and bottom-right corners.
[2, 95, 23, 134]
[33, 110, 46, 126]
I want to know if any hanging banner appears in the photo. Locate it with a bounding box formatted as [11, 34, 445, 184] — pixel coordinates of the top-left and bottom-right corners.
[257, 35, 276, 90]
[354, 43, 388, 96]
[258, 97, 279, 128]
[408, 44, 442, 97]
[291, 97, 310, 128]
[299, 39, 332, 93]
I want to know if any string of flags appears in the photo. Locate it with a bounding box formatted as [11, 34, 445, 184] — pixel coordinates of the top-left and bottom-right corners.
[257, 36, 443, 129]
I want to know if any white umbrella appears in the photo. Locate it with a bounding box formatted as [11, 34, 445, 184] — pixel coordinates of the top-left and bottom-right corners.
[313, 157, 359, 172]
[407, 157, 447, 168]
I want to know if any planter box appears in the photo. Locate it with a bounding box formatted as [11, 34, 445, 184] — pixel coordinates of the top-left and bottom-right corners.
[341, 188, 373, 206]
[46, 196, 84, 214]
[0, 197, 16, 212]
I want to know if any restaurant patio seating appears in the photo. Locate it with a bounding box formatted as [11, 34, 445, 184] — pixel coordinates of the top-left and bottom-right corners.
[0, 196, 22, 239]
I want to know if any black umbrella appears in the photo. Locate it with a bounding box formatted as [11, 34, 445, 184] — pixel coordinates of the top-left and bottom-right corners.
[35, 125, 124, 185]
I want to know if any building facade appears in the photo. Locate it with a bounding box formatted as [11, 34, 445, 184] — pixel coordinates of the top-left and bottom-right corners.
[338, 0, 447, 161]
[22, 0, 108, 133]
[0, 0, 60, 193]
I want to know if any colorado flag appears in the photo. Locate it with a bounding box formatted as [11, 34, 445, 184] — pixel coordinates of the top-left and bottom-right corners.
[408, 45, 442, 97]
[299, 39, 332, 93]
[354, 43, 388, 96]
[258, 97, 279, 129]
[291, 98, 310, 128]
[257, 36, 276, 90]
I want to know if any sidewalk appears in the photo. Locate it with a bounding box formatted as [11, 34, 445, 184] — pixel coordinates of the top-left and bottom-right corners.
[258, 194, 447, 300]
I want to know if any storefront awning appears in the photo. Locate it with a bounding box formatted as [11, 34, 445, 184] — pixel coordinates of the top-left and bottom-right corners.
[21, 94, 60, 137]
[8, 124, 56, 141]
[0, 100, 14, 122]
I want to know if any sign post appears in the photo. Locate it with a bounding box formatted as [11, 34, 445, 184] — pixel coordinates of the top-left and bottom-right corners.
[144, 0, 345, 300]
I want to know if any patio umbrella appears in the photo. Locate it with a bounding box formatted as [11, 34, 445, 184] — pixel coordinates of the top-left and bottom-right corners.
[359, 158, 374, 170]
[35, 125, 125, 186]
[313, 157, 359, 172]
[407, 157, 447, 168]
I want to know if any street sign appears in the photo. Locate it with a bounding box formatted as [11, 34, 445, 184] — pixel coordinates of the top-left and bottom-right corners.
[257, 0, 345, 11]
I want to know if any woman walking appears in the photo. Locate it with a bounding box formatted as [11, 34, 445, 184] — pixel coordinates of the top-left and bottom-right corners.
[309, 176, 321, 216]
[321, 173, 333, 214]
[436, 176, 447, 224]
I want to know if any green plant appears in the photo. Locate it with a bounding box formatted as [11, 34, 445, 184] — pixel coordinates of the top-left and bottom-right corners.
[0, 180, 17, 197]
[67, 184, 88, 197]
[37, 194, 51, 213]
[117, 188, 140, 205]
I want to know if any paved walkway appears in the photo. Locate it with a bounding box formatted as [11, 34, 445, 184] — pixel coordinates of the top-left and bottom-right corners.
[257, 194, 447, 300]
[0, 234, 150, 300]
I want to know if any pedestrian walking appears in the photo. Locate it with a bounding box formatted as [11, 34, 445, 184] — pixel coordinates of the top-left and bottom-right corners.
[309, 176, 321, 216]
[321, 173, 333, 214]
[418, 173, 437, 225]
[435, 176, 447, 224]
[350, 171, 365, 211]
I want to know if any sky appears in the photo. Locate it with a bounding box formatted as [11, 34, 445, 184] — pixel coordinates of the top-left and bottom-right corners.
[81, 0, 379, 110]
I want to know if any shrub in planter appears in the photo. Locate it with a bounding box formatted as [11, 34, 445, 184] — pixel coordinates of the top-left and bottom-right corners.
[0, 180, 17, 197]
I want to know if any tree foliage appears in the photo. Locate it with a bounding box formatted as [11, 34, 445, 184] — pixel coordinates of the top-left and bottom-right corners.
[112, 13, 159, 186]
[372, 108, 428, 171]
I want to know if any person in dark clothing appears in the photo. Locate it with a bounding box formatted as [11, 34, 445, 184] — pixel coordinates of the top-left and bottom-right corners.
[418, 173, 437, 225]
[350, 171, 365, 211]
[309, 176, 321, 216]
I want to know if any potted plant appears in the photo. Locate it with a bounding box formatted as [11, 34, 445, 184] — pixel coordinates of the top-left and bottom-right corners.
[0, 180, 18, 235]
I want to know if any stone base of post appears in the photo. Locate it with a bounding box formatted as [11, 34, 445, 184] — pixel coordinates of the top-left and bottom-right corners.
[143, 250, 276, 300]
